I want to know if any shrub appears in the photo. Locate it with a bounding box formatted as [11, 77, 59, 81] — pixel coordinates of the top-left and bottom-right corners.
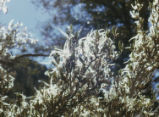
[1, 0, 159, 116]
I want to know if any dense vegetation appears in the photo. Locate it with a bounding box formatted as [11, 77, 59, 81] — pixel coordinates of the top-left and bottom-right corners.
[1, 0, 159, 116]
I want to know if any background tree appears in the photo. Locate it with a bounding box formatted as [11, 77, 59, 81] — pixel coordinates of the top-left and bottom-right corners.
[9, 58, 49, 97]
[33, 0, 152, 69]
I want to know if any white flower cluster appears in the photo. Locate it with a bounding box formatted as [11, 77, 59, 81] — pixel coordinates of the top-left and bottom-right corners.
[0, 0, 10, 14]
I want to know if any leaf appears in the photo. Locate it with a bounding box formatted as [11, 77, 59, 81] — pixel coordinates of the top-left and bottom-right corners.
[118, 40, 124, 53]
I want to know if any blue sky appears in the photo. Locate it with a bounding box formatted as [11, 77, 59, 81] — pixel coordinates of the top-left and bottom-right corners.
[0, 0, 52, 66]
[0, 0, 49, 40]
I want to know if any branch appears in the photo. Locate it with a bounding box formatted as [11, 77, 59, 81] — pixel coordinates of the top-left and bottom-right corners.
[0, 53, 49, 67]
[14, 53, 48, 61]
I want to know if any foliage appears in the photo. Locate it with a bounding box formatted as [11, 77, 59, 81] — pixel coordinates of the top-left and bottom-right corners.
[10, 58, 49, 96]
[0, 1, 44, 115]
[33, 0, 153, 71]
[1, 0, 159, 116]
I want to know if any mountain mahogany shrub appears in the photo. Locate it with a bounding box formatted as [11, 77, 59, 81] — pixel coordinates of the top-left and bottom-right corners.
[19, 29, 118, 117]
[0, 66, 14, 115]
[24, 0, 159, 116]
[94, 1, 159, 116]
[101, 0, 159, 116]
[0, 12, 37, 117]
[0, 20, 37, 68]
[1, 0, 159, 116]
[0, 1, 36, 116]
